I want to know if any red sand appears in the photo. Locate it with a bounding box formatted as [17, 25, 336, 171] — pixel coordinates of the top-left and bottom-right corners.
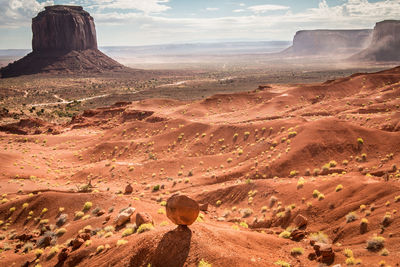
[1, 66, 400, 266]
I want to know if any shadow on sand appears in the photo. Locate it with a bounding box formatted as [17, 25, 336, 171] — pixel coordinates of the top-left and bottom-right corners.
[129, 225, 192, 267]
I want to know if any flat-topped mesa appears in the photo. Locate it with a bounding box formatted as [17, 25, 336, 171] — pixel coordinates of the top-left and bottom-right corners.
[286, 29, 372, 56]
[0, 5, 126, 78]
[352, 20, 400, 61]
[32, 5, 97, 52]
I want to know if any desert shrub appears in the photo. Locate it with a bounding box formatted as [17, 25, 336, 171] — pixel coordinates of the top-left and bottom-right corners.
[380, 248, 389, 256]
[329, 160, 337, 167]
[83, 202, 92, 211]
[216, 200, 222, 206]
[346, 212, 358, 223]
[357, 138, 364, 145]
[366, 235, 385, 251]
[318, 193, 325, 200]
[309, 232, 329, 244]
[74, 211, 84, 220]
[335, 184, 343, 192]
[47, 246, 59, 259]
[22, 241, 34, 253]
[312, 190, 320, 198]
[35, 248, 44, 257]
[56, 214, 68, 226]
[342, 160, 349, 166]
[55, 228, 67, 236]
[290, 247, 304, 256]
[239, 222, 248, 228]
[313, 168, 320, 176]
[279, 231, 291, 239]
[137, 223, 154, 234]
[97, 245, 105, 253]
[122, 228, 134, 237]
[153, 185, 160, 191]
[274, 260, 290, 267]
[240, 208, 253, 218]
[297, 177, 305, 189]
[198, 259, 212, 267]
[344, 248, 353, 258]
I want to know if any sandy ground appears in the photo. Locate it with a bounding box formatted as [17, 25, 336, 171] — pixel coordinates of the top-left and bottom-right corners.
[0, 66, 400, 266]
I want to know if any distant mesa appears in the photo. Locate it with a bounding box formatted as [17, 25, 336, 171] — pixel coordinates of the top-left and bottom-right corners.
[283, 29, 372, 56]
[0, 5, 125, 78]
[283, 19, 400, 62]
[351, 20, 400, 62]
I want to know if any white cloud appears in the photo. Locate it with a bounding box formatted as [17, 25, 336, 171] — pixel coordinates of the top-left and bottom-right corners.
[2, 0, 400, 47]
[239, 3, 245, 7]
[206, 7, 219, 11]
[0, 0, 53, 27]
[247, 4, 290, 13]
[88, 0, 170, 14]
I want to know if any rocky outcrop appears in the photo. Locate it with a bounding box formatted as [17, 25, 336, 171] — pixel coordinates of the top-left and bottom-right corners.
[0, 5, 125, 78]
[32, 5, 97, 52]
[283, 29, 372, 56]
[351, 20, 400, 61]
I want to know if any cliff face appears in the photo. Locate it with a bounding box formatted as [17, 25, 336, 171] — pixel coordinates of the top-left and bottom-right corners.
[352, 20, 400, 61]
[0, 5, 124, 78]
[284, 30, 372, 56]
[32, 5, 97, 52]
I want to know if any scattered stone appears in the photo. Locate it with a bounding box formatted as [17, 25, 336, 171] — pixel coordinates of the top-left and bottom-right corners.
[15, 233, 33, 242]
[114, 207, 136, 226]
[58, 248, 69, 262]
[78, 233, 91, 241]
[136, 212, 154, 228]
[166, 195, 199, 226]
[199, 203, 208, 212]
[290, 229, 306, 241]
[313, 243, 335, 265]
[96, 210, 106, 216]
[249, 218, 272, 229]
[124, 183, 133, 194]
[72, 238, 84, 250]
[293, 214, 308, 229]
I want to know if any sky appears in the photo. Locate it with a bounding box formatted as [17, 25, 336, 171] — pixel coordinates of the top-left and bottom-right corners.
[0, 0, 399, 49]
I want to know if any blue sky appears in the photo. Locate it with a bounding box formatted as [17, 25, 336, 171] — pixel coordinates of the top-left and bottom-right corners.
[0, 0, 399, 49]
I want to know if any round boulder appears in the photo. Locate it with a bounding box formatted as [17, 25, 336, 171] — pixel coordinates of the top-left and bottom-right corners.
[166, 195, 199, 226]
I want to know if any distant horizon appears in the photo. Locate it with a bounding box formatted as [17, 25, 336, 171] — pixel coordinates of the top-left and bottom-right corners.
[1, 0, 399, 49]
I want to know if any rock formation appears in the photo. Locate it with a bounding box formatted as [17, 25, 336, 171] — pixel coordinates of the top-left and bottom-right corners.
[351, 20, 400, 61]
[283, 29, 372, 56]
[0, 5, 124, 78]
[166, 195, 199, 226]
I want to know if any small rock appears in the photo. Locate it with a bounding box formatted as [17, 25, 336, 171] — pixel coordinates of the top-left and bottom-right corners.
[314, 243, 335, 265]
[72, 238, 84, 250]
[136, 212, 154, 227]
[249, 218, 272, 229]
[114, 207, 136, 226]
[124, 183, 133, 194]
[199, 203, 208, 212]
[290, 229, 306, 241]
[166, 194, 199, 226]
[293, 214, 308, 229]
[96, 209, 105, 216]
[58, 248, 69, 262]
[78, 233, 91, 241]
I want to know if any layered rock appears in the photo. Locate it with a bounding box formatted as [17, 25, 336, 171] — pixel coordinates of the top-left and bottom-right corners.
[283, 29, 372, 56]
[0, 5, 125, 78]
[32, 5, 97, 52]
[351, 20, 400, 61]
